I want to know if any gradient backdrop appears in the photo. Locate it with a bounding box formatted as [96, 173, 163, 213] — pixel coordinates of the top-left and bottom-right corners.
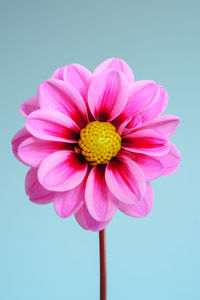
[1, 0, 199, 299]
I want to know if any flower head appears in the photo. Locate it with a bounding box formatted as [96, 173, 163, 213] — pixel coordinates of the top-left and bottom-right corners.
[12, 58, 181, 231]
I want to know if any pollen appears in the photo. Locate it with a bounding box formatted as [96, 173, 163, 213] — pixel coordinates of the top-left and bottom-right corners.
[78, 121, 121, 165]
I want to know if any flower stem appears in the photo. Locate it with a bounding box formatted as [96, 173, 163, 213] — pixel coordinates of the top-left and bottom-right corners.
[99, 229, 107, 300]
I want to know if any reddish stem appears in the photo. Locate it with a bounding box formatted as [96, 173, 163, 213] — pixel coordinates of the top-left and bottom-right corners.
[99, 229, 107, 300]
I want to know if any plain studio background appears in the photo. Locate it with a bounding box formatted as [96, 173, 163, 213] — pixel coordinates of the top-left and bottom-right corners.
[1, 0, 199, 299]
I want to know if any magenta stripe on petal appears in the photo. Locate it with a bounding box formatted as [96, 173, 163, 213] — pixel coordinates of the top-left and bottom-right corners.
[25, 109, 79, 143]
[85, 165, 118, 221]
[132, 153, 164, 180]
[25, 168, 54, 205]
[120, 114, 142, 136]
[93, 57, 134, 83]
[119, 182, 154, 217]
[38, 79, 88, 128]
[75, 204, 112, 231]
[38, 150, 88, 192]
[88, 69, 128, 122]
[105, 156, 146, 204]
[122, 129, 169, 156]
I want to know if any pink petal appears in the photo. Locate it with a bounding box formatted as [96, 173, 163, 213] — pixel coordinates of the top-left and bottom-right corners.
[20, 96, 39, 117]
[51, 66, 65, 80]
[105, 156, 146, 204]
[132, 153, 164, 180]
[136, 115, 180, 138]
[52, 64, 92, 102]
[25, 168, 54, 204]
[116, 117, 132, 135]
[53, 181, 85, 218]
[38, 150, 88, 192]
[85, 165, 118, 221]
[25, 109, 79, 143]
[11, 128, 31, 163]
[88, 69, 128, 122]
[125, 114, 142, 130]
[158, 141, 181, 175]
[75, 204, 111, 231]
[18, 137, 70, 167]
[140, 86, 168, 122]
[38, 79, 88, 128]
[122, 129, 169, 156]
[93, 57, 134, 83]
[119, 182, 154, 217]
[121, 80, 158, 121]
[120, 114, 142, 136]
[112, 81, 158, 131]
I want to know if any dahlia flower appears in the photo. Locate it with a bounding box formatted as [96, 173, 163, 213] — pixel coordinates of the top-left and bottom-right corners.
[12, 58, 181, 231]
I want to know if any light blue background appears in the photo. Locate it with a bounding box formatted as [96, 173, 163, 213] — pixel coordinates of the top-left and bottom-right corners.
[1, 0, 199, 299]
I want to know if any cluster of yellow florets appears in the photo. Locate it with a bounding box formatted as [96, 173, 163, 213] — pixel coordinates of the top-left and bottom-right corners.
[78, 121, 121, 165]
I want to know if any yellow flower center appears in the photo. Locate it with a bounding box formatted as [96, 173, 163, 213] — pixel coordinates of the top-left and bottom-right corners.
[78, 121, 121, 165]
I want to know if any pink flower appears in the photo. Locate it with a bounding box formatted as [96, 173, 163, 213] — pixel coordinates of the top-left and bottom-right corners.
[12, 58, 181, 231]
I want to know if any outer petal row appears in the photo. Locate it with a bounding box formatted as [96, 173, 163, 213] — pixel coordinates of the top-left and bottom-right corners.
[20, 96, 39, 117]
[75, 204, 112, 232]
[25, 168, 54, 204]
[54, 180, 85, 218]
[11, 128, 31, 163]
[157, 141, 181, 175]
